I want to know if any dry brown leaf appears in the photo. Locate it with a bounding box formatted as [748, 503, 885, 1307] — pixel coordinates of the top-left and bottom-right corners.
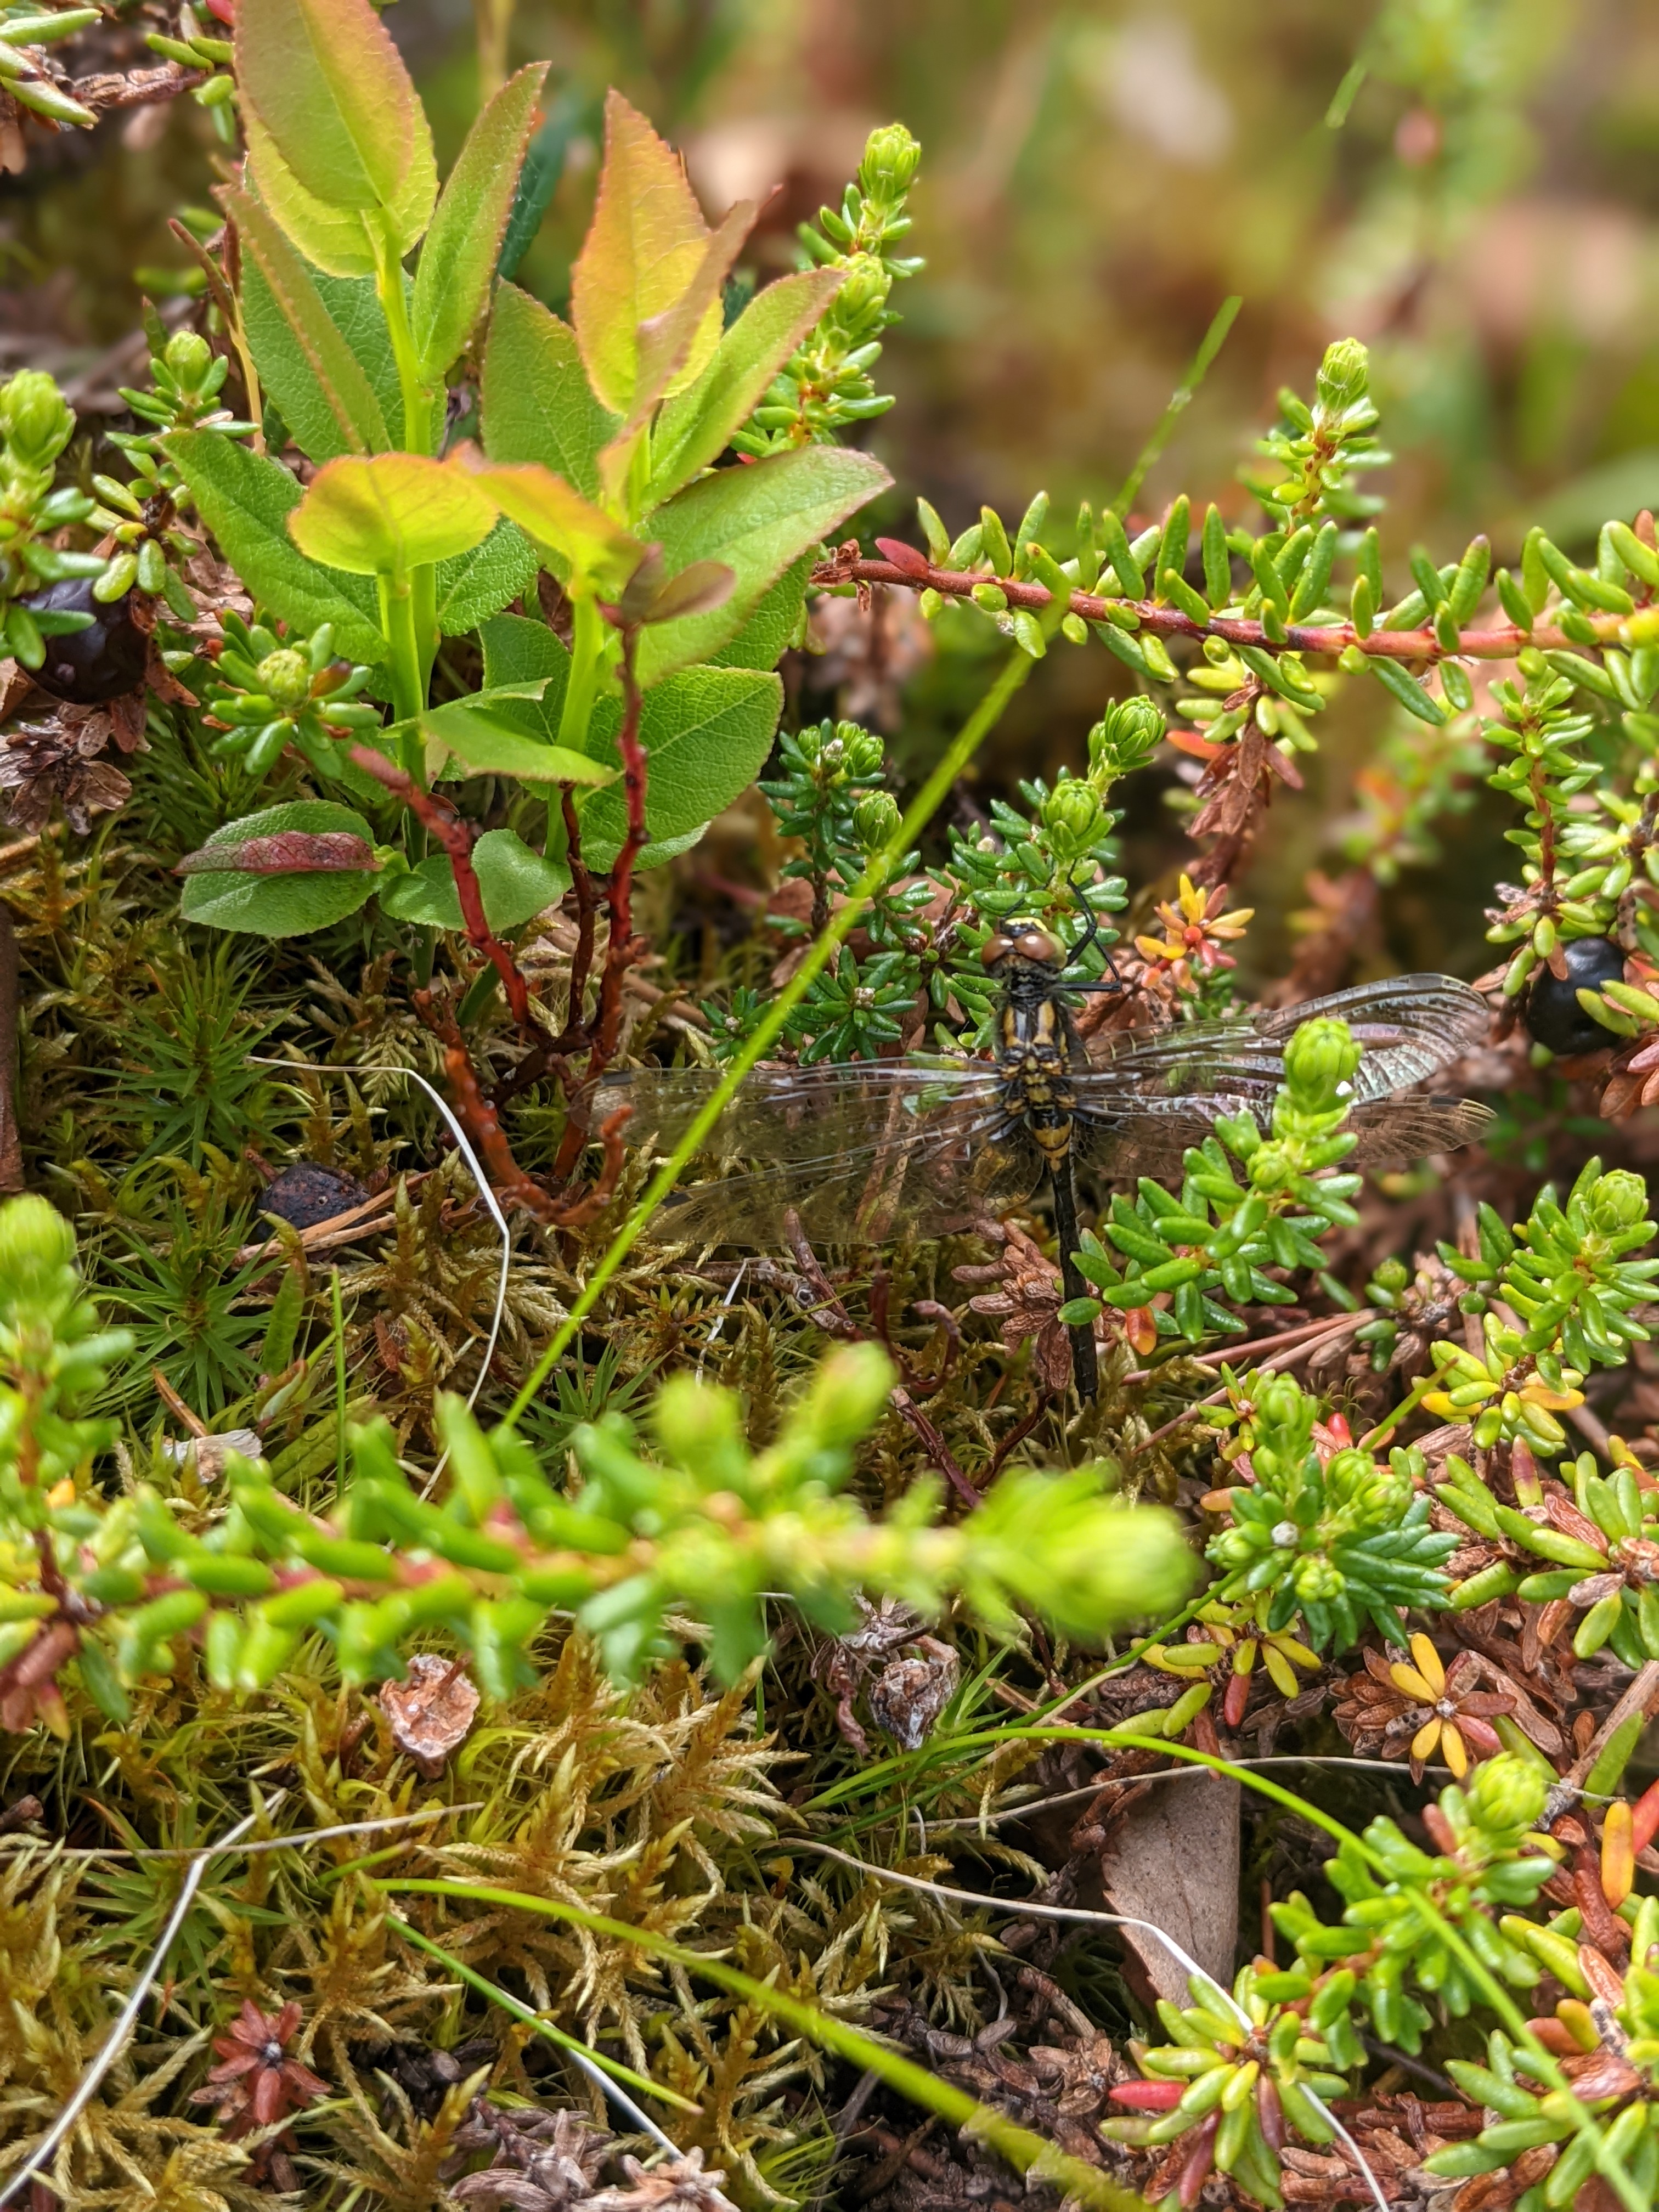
[379, 1654, 481, 1778]
[1095, 1772, 1240, 2006]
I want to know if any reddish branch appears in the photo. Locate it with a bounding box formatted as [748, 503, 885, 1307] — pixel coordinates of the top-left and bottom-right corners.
[557, 780, 600, 1051]
[351, 745, 535, 1034]
[587, 625, 650, 1072]
[812, 542, 1625, 662]
[415, 991, 630, 1227]
[549, 619, 652, 1183]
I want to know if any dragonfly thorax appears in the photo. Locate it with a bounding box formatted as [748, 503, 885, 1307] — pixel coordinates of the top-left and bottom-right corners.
[995, 990, 1078, 1164]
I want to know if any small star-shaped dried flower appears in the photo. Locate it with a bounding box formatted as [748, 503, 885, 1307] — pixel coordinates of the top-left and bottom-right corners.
[192, 1997, 328, 2134]
[1134, 873, 1254, 992]
[1333, 1633, 1516, 1781]
[0, 716, 133, 835]
[954, 1216, 1154, 1390]
[379, 1653, 480, 1778]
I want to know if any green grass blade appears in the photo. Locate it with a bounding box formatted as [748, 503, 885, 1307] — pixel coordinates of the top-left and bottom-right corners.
[378, 1875, 1148, 2212]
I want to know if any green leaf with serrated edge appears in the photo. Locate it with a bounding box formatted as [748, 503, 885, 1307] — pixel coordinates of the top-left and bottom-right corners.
[289, 453, 498, 575]
[381, 680, 571, 764]
[480, 285, 618, 500]
[577, 666, 781, 865]
[569, 88, 721, 417]
[163, 431, 384, 662]
[242, 261, 373, 464]
[243, 108, 375, 275]
[424, 706, 615, 784]
[228, 185, 388, 460]
[478, 613, 568, 733]
[709, 552, 811, 671]
[433, 520, 540, 636]
[411, 63, 547, 383]
[244, 103, 436, 279]
[458, 450, 642, 594]
[235, 0, 420, 215]
[597, 199, 755, 507]
[380, 828, 570, 932]
[312, 268, 402, 436]
[646, 267, 844, 510]
[635, 445, 889, 684]
[179, 801, 379, 937]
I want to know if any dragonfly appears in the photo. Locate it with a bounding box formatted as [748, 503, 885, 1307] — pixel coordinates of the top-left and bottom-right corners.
[592, 929, 1492, 1398]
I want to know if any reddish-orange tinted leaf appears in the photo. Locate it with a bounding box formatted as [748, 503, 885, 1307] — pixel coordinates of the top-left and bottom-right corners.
[452, 445, 642, 595]
[176, 832, 380, 876]
[569, 88, 718, 416]
[236, 0, 419, 216]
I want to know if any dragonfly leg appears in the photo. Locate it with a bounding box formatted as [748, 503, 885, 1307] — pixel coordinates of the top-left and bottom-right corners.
[1066, 871, 1126, 995]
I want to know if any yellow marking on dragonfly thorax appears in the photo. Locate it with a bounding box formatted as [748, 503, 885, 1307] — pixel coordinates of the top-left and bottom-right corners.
[995, 983, 1078, 1162]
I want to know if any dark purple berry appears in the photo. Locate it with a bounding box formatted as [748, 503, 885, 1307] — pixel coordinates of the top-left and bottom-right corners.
[261, 1163, 371, 1232]
[21, 577, 148, 705]
[1521, 935, 1627, 1057]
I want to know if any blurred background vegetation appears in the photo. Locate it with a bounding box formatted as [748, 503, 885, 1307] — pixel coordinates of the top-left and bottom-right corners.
[9, 0, 1659, 988]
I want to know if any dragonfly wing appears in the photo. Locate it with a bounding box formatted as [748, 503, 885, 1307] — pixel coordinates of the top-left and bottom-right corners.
[603, 1065, 1032, 1246]
[1072, 1100, 1254, 1182]
[1254, 974, 1490, 1103]
[1345, 1094, 1496, 1165]
[1080, 975, 1489, 1108]
[1074, 976, 1491, 1177]
[592, 1062, 997, 1164]
[1074, 1090, 1494, 1186]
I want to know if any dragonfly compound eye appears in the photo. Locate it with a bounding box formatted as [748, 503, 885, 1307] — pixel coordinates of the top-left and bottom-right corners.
[979, 932, 1015, 969]
[1012, 927, 1063, 964]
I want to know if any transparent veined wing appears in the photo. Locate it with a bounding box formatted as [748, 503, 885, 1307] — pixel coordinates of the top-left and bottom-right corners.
[1080, 975, 1488, 1106]
[591, 1060, 1041, 1245]
[590, 1058, 1005, 1163]
[633, 1092, 1041, 1245]
[1345, 1093, 1495, 1163]
[1073, 1090, 1494, 1183]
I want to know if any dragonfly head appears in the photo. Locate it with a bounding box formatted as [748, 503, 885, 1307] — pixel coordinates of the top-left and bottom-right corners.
[981, 923, 1065, 974]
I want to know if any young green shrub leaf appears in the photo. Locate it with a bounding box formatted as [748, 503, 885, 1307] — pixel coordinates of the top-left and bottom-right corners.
[163, 431, 385, 662]
[645, 265, 845, 509]
[236, 0, 426, 221]
[569, 87, 722, 417]
[575, 665, 783, 866]
[479, 284, 618, 498]
[636, 443, 891, 684]
[289, 453, 498, 575]
[432, 520, 540, 636]
[224, 185, 390, 459]
[379, 828, 570, 931]
[424, 711, 616, 784]
[242, 104, 436, 280]
[242, 261, 403, 459]
[410, 63, 548, 385]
